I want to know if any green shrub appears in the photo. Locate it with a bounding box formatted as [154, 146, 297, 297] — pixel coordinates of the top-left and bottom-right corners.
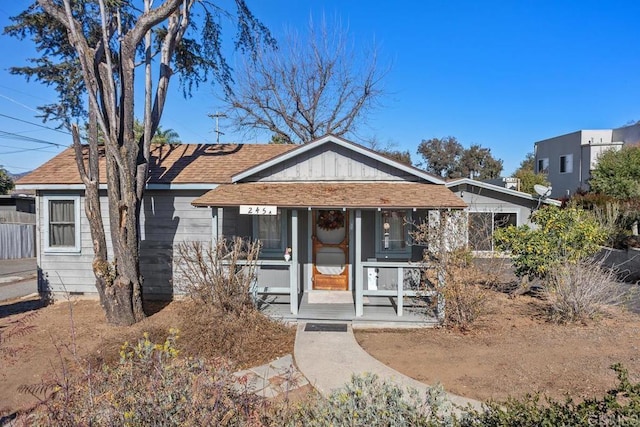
[276, 373, 456, 427]
[461, 364, 640, 426]
[494, 206, 606, 279]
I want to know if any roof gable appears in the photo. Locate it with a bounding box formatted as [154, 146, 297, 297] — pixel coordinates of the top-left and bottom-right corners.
[232, 134, 445, 184]
[446, 178, 561, 206]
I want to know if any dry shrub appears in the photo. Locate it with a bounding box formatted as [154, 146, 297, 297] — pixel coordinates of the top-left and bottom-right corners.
[175, 238, 261, 314]
[439, 250, 490, 330]
[16, 330, 270, 426]
[176, 302, 295, 370]
[0, 311, 37, 364]
[547, 258, 627, 323]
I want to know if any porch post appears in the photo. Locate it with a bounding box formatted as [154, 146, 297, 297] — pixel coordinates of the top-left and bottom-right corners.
[290, 209, 299, 315]
[397, 267, 403, 316]
[355, 209, 363, 316]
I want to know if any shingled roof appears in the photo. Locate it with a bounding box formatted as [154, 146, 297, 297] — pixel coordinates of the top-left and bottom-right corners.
[192, 182, 466, 209]
[17, 143, 297, 185]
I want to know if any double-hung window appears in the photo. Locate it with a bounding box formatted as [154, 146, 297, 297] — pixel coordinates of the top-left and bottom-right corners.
[44, 196, 81, 253]
[376, 209, 411, 258]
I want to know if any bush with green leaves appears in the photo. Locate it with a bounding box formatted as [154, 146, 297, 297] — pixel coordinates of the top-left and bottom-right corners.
[278, 373, 456, 427]
[461, 364, 640, 426]
[590, 145, 640, 200]
[494, 206, 606, 279]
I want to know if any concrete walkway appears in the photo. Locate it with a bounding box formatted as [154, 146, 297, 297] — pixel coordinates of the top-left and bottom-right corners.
[294, 323, 481, 410]
[234, 354, 309, 398]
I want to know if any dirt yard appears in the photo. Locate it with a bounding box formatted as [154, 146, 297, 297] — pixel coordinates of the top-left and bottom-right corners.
[356, 291, 640, 403]
[3, 290, 640, 417]
[0, 297, 295, 416]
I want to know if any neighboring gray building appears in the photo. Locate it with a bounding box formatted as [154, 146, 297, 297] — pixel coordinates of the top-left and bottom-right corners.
[446, 178, 560, 252]
[534, 122, 640, 199]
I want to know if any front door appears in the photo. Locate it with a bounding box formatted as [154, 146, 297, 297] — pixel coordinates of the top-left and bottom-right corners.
[312, 210, 349, 290]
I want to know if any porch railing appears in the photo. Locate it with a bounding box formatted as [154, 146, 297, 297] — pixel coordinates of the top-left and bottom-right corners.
[357, 261, 442, 319]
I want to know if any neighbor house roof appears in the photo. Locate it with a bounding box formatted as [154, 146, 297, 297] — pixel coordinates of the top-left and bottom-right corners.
[17, 143, 296, 187]
[446, 178, 561, 206]
[192, 182, 466, 209]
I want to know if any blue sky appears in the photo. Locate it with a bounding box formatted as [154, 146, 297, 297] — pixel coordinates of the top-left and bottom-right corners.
[1, 1, 640, 176]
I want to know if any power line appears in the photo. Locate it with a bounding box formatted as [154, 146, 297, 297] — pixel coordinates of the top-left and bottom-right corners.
[0, 130, 65, 147]
[0, 111, 70, 135]
[0, 143, 59, 155]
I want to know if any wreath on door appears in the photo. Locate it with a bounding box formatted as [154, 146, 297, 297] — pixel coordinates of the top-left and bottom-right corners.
[317, 210, 345, 230]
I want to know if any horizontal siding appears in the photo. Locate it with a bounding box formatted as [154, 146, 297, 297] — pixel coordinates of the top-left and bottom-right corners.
[39, 190, 213, 296]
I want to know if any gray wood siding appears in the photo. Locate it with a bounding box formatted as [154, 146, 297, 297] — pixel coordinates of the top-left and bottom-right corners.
[450, 184, 535, 227]
[251, 143, 419, 182]
[38, 190, 212, 297]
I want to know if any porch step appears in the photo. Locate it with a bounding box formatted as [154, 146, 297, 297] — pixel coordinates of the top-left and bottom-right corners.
[307, 290, 353, 304]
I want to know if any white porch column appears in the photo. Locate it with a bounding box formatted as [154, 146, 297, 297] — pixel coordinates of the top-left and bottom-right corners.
[290, 209, 299, 315]
[397, 267, 403, 316]
[355, 209, 363, 317]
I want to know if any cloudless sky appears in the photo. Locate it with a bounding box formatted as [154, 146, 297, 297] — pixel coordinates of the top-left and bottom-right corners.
[1, 1, 640, 176]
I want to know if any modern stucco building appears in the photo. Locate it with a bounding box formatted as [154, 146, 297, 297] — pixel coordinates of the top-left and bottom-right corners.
[534, 122, 640, 199]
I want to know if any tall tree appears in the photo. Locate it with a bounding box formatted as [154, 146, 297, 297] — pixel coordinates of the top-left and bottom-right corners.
[6, 0, 272, 326]
[417, 137, 502, 179]
[459, 144, 503, 180]
[0, 167, 14, 195]
[590, 146, 640, 199]
[416, 136, 463, 178]
[222, 16, 388, 143]
[512, 152, 549, 195]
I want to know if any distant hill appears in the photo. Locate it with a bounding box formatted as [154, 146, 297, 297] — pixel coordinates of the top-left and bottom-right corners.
[9, 171, 31, 181]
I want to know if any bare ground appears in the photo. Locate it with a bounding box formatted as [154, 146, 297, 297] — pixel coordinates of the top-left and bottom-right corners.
[0, 297, 295, 416]
[356, 291, 640, 403]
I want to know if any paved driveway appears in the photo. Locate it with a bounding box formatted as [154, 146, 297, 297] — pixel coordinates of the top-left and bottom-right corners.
[0, 258, 37, 302]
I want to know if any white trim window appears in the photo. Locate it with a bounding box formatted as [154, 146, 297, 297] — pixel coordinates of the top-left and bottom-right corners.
[44, 195, 81, 253]
[559, 154, 573, 174]
[254, 209, 286, 255]
[376, 209, 411, 258]
[537, 158, 549, 174]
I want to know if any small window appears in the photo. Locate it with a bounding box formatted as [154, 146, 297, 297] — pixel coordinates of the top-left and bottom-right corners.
[45, 196, 81, 253]
[376, 210, 410, 258]
[559, 154, 573, 174]
[537, 158, 549, 174]
[254, 210, 286, 254]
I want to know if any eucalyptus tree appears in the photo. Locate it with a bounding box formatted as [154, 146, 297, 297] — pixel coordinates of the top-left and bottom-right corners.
[5, 0, 273, 325]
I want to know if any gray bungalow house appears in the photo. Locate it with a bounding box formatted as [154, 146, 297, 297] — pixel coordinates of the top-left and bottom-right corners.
[17, 135, 466, 324]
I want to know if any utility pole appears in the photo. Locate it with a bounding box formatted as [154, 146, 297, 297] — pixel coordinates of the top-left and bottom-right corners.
[208, 112, 226, 143]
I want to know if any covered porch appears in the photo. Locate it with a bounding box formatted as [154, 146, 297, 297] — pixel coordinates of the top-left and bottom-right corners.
[192, 182, 466, 325]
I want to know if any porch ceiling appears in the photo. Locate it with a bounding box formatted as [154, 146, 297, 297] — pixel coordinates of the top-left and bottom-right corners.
[191, 182, 467, 209]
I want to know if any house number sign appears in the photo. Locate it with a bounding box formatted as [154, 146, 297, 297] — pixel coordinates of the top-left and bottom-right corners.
[239, 205, 277, 215]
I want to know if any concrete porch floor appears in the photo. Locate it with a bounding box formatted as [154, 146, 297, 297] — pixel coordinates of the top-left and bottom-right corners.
[257, 292, 439, 328]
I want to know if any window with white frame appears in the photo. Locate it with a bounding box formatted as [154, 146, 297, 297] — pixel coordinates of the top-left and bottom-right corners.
[559, 154, 573, 173]
[537, 158, 549, 174]
[44, 196, 81, 252]
[468, 211, 517, 251]
[376, 209, 411, 258]
[254, 210, 286, 254]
